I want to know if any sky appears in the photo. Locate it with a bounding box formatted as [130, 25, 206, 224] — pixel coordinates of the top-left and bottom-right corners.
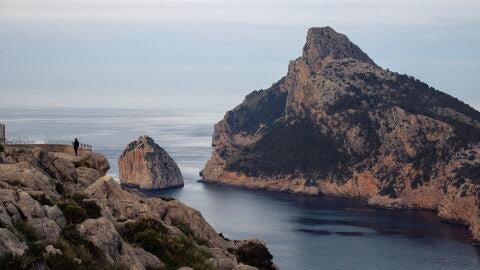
[0, 0, 479, 111]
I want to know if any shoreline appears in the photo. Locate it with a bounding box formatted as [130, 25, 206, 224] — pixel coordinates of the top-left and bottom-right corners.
[199, 176, 480, 245]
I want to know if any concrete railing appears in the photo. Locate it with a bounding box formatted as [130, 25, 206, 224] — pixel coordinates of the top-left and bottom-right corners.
[6, 139, 92, 151]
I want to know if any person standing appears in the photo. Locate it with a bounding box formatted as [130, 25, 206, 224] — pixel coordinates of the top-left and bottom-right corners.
[73, 138, 80, 156]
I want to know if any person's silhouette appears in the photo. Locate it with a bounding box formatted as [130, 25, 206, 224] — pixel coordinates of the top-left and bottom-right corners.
[73, 138, 80, 156]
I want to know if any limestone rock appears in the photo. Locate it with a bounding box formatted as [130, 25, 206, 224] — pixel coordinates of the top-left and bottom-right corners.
[202, 26, 480, 242]
[0, 162, 57, 196]
[234, 264, 258, 270]
[44, 244, 62, 256]
[77, 217, 160, 270]
[161, 200, 232, 249]
[0, 228, 28, 255]
[208, 247, 238, 270]
[58, 152, 110, 176]
[118, 136, 183, 189]
[29, 217, 61, 241]
[0, 147, 273, 270]
[17, 191, 47, 220]
[44, 205, 66, 228]
[85, 176, 163, 222]
[76, 166, 101, 187]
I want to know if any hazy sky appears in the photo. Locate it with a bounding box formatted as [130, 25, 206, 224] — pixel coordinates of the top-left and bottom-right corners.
[1, 0, 479, 110]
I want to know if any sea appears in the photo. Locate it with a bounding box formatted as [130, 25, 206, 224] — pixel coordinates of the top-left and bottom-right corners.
[1, 107, 479, 270]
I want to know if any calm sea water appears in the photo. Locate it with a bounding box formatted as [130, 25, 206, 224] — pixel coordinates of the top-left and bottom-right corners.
[1, 107, 480, 270]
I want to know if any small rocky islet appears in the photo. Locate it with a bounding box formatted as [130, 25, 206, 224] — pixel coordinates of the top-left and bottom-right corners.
[201, 26, 480, 242]
[0, 145, 275, 270]
[118, 135, 184, 190]
[1, 25, 480, 270]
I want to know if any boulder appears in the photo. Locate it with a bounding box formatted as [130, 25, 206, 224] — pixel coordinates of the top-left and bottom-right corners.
[118, 136, 183, 189]
[0, 162, 57, 196]
[76, 166, 101, 187]
[85, 176, 163, 222]
[55, 152, 110, 176]
[29, 217, 61, 241]
[44, 205, 66, 227]
[44, 244, 62, 256]
[77, 217, 161, 270]
[234, 264, 258, 270]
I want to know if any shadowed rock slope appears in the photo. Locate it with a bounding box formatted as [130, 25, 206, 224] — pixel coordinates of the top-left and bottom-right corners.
[201, 26, 480, 242]
[0, 146, 275, 270]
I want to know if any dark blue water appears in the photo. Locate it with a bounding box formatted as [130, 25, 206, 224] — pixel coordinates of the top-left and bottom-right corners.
[2, 107, 480, 270]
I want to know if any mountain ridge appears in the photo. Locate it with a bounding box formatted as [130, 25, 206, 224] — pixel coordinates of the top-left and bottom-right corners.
[201, 26, 480, 242]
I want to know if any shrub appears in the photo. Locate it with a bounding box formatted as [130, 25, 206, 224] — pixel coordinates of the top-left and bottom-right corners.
[48, 225, 125, 270]
[0, 143, 4, 153]
[45, 253, 81, 270]
[0, 225, 125, 270]
[159, 196, 176, 202]
[58, 200, 88, 224]
[0, 252, 40, 270]
[120, 219, 214, 270]
[30, 193, 54, 206]
[236, 241, 275, 270]
[14, 220, 39, 243]
[57, 192, 102, 224]
[171, 219, 208, 246]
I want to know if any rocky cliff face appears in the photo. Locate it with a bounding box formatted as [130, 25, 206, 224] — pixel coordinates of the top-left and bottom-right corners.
[119, 136, 184, 189]
[0, 146, 274, 270]
[201, 26, 480, 242]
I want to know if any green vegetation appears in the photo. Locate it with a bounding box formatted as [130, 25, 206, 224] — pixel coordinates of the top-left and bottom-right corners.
[14, 220, 39, 244]
[171, 219, 208, 246]
[44, 225, 123, 270]
[0, 143, 4, 153]
[379, 181, 397, 198]
[0, 224, 128, 270]
[159, 196, 177, 202]
[236, 241, 275, 270]
[6, 179, 26, 188]
[57, 192, 101, 224]
[30, 193, 54, 206]
[120, 219, 214, 270]
[0, 252, 42, 270]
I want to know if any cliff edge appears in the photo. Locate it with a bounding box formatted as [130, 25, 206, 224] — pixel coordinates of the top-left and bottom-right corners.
[0, 146, 275, 269]
[201, 26, 480, 242]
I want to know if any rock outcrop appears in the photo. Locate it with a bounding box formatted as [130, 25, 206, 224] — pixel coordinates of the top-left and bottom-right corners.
[201, 26, 480, 242]
[118, 135, 184, 189]
[0, 145, 274, 269]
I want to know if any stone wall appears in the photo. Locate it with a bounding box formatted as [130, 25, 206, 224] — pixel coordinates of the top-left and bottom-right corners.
[7, 144, 91, 155]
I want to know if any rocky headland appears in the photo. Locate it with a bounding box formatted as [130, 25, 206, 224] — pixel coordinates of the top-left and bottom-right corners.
[201, 27, 480, 242]
[119, 136, 184, 190]
[0, 145, 275, 270]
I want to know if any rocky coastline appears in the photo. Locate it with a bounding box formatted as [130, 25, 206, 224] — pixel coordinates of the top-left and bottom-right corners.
[0, 145, 276, 270]
[201, 27, 480, 242]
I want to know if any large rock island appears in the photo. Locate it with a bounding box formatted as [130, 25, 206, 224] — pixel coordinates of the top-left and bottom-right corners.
[0, 146, 275, 269]
[201, 27, 480, 241]
[119, 135, 184, 189]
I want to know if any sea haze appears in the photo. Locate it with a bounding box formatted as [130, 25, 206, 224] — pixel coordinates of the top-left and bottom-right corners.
[1, 107, 479, 270]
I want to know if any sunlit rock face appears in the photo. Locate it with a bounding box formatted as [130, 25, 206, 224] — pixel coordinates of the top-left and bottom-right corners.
[0, 145, 274, 269]
[202, 26, 480, 241]
[119, 135, 184, 189]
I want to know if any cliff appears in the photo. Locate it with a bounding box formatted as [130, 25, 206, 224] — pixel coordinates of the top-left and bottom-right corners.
[0, 146, 275, 270]
[201, 27, 480, 242]
[119, 136, 184, 189]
